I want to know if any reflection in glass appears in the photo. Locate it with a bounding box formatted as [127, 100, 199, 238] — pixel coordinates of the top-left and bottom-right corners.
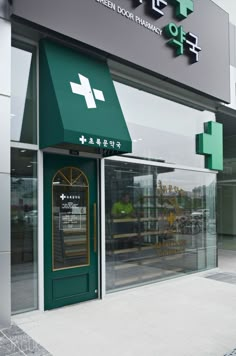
[114, 81, 215, 168]
[217, 139, 236, 250]
[11, 43, 37, 144]
[53, 167, 89, 270]
[11, 148, 38, 314]
[105, 160, 216, 291]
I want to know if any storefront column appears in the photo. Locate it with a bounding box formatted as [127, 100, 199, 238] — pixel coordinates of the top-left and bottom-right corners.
[0, 0, 11, 328]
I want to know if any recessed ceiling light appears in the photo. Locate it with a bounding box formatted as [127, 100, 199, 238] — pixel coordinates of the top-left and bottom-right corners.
[27, 165, 32, 168]
[20, 149, 26, 153]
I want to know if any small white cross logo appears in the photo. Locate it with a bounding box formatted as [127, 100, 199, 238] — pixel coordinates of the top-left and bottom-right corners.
[79, 135, 87, 145]
[70, 73, 105, 109]
[60, 194, 66, 201]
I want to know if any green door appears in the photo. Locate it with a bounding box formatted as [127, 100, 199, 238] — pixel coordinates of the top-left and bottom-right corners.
[44, 153, 98, 310]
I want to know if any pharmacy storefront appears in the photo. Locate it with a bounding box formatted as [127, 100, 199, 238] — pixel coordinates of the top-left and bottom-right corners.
[5, 0, 230, 320]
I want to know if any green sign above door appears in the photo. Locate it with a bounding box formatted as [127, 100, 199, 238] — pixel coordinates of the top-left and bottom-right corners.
[196, 121, 223, 171]
[39, 40, 132, 155]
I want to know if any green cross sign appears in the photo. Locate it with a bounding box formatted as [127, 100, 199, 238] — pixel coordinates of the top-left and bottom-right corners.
[170, 0, 194, 19]
[196, 121, 223, 171]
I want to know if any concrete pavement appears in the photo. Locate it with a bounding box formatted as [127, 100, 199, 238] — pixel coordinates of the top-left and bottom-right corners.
[2, 249, 236, 356]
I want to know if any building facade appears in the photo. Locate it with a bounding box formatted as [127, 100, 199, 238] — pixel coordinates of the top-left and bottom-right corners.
[0, 0, 235, 327]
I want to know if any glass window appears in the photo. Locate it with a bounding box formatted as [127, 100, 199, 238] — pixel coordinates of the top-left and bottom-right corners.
[11, 42, 37, 144]
[52, 167, 89, 270]
[11, 148, 38, 313]
[114, 81, 215, 168]
[217, 135, 236, 250]
[105, 160, 216, 291]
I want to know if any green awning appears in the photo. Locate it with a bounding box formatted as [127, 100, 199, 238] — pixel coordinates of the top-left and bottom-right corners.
[39, 40, 132, 155]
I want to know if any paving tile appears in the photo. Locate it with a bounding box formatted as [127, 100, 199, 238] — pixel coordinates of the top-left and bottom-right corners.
[11, 336, 48, 355]
[224, 349, 236, 356]
[0, 332, 22, 356]
[24, 350, 51, 356]
[0, 333, 8, 345]
[1, 325, 51, 356]
[2, 325, 24, 339]
[23, 343, 50, 356]
[0, 341, 21, 356]
[9, 333, 49, 356]
[206, 272, 236, 285]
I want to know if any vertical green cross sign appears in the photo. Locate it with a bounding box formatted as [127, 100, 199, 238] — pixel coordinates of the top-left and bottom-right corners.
[196, 121, 223, 171]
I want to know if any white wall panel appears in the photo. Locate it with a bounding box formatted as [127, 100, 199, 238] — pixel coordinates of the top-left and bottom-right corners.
[0, 253, 10, 328]
[223, 66, 236, 110]
[0, 15, 11, 328]
[0, 95, 10, 174]
[0, 174, 10, 252]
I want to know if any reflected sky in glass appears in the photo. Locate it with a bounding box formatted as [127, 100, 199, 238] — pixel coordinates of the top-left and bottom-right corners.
[11, 47, 32, 142]
[114, 81, 215, 167]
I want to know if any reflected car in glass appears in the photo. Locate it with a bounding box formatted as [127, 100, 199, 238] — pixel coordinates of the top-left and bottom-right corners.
[23, 210, 37, 224]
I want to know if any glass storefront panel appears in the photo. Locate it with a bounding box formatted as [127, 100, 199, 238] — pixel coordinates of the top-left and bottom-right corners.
[105, 160, 216, 291]
[11, 148, 38, 313]
[114, 81, 215, 168]
[217, 135, 236, 250]
[11, 42, 37, 144]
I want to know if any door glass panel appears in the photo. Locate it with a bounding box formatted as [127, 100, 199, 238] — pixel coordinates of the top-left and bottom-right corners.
[53, 172, 68, 185]
[72, 168, 82, 182]
[53, 167, 89, 270]
[60, 167, 72, 183]
[73, 174, 87, 186]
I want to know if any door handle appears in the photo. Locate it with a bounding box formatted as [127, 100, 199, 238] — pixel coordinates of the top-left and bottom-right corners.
[94, 203, 97, 253]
